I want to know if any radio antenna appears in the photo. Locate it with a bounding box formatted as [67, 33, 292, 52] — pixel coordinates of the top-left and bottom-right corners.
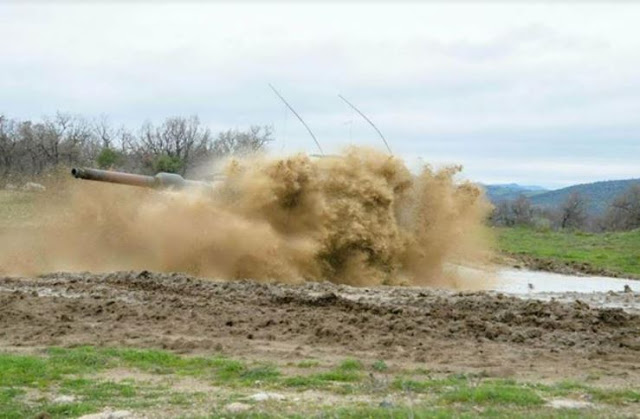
[338, 94, 392, 154]
[269, 84, 324, 155]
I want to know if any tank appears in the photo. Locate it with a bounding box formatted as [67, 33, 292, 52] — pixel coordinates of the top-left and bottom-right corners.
[71, 168, 210, 190]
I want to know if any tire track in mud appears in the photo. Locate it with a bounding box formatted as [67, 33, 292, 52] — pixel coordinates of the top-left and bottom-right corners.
[1, 271, 638, 356]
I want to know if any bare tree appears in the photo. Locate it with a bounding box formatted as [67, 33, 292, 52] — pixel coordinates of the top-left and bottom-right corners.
[134, 116, 212, 175]
[491, 201, 513, 226]
[211, 125, 273, 157]
[560, 192, 587, 230]
[604, 184, 640, 231]
[33, 113, 94, 167]
[93, 115, 118, 149]
[490, 195, 534, 227]
[0, 113, 274, 178]
[15, 120, 41, 174]
[36, 116, 63, 167]
[0, 115, 19, 177]
[511, 195, 533, 226]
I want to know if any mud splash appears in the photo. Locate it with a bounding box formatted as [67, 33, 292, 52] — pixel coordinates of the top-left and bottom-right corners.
[0, 148, 493, 286]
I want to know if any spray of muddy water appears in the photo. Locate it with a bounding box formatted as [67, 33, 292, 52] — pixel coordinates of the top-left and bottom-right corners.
[0, 148, 494, 287]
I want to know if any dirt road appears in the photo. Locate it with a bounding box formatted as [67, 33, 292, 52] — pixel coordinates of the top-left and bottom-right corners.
[1, 271, 639, 386]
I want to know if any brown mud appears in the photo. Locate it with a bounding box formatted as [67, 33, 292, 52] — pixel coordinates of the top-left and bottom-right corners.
[1, 271, 639, 385]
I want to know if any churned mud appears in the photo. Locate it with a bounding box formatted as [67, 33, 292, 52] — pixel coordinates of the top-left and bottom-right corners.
[1, 271, 639, 385]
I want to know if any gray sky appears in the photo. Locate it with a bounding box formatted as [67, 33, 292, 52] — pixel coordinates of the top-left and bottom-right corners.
[1, 2, 639, 188]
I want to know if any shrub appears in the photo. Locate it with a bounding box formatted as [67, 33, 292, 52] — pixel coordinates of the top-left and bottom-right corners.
[96, 148, 122, 169]
[152, 154, 183, 174]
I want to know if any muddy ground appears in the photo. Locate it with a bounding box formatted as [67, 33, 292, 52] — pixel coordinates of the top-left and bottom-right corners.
[1, 271, 639, 387]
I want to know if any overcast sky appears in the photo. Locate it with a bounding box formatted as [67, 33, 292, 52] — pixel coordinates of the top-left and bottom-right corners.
[1, 2, 639, 188]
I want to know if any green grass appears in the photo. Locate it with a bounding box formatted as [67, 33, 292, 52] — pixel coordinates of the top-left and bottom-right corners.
[281, 375, 327, 388]
[239, 365, 281, 382]
[296, 359, 320, 368]
[440, 382, 544, 406]
[338, 358, 364, 371]
[0, 347, 638, 418]
[536, 381, 640, 405]
[497, 227, 640, 277]
[590, 388, 640, 404]
[0, 346, 260, 418]
[282, 369, 362, 389]
[314, 369, 362, 383]
[46, 346, 254, 381]
[393, 375, 467, 393]
[372, 360, 388, 372]
[281, 358, 365, 389]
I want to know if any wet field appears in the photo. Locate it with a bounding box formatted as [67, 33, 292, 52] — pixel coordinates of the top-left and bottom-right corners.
[2, 270, 638, 390]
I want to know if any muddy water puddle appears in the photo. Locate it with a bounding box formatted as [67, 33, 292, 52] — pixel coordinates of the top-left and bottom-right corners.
[494, 268, 637, 294]
[494, 269, 640, 314]
[448, 267, 640, 313]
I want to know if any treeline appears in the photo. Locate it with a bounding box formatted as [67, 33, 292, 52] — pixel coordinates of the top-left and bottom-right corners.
[491, 188, 640, 232]
[0, 112, 273, 180]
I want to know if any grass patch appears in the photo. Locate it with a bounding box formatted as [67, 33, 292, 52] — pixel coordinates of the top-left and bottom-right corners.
[413, 367, 431, 375]
[497, 227, 640, 277]
[99, 347, 183, 373]
[371, 360, 388, 372]
[539, 381, 640, 405]
[296, 359, 320, 368]
[33, 402, 97, 418]
[0, 347, 637, 418]
[281, 363, 365, 389]
[589, 388, 640, 404]
[393, 374, 468, 393]
[0, 387, 24, 403]
[46, 346, 252, 381]
[60, 379, 139, 401]
[168, 391, 206, 406]
[545, 380, 588, 394]
[0, 353, 53, 387]
[314, 369, 362, 383]
[282, 368, 362, 389]
[211, 359, 246, 381]
[239, 365, 281, 382]
[441, 382, 544, 406]
[281, 375, 325, 388]
[338, 358, 363, 371]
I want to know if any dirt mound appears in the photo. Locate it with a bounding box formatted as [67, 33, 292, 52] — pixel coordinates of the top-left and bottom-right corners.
[1, 271, 638, 356]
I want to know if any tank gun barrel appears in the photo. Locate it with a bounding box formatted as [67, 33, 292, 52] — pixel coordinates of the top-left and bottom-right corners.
[71, 168, 208, 190]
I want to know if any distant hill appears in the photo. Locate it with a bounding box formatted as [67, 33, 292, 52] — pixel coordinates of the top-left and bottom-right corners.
[529, 179, 640, 215]
[483, 183, 548, 203]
